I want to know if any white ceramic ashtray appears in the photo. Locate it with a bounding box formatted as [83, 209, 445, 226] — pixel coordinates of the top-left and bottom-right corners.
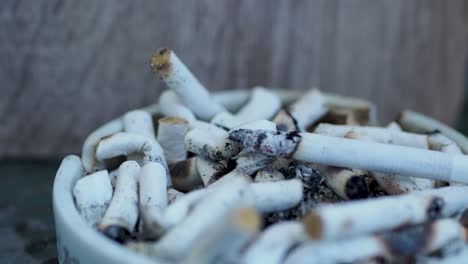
[53, 48, 468, 264]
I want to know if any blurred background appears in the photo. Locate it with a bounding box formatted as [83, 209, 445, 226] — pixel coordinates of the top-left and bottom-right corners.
[0, 1, 467, 263]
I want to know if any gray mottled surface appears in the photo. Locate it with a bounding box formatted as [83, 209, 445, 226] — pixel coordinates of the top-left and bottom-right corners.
[0, 160, 59, 263]
[0, 0, 467, 158]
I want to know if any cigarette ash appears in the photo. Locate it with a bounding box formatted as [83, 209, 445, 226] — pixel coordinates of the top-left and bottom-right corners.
[264, 162, 340, 226]
[363, 174, 388, 197]
[228, 129, 301, 158]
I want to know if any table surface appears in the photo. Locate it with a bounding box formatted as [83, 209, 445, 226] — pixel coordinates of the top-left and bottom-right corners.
[0, 160, 60, 264]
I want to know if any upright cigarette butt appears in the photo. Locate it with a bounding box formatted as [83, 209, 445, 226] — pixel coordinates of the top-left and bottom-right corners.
[303, 186, 468, 241]
[73, 170, 113, 227]
[243, 221, 307, 264]
[321, 167, 370, 199]
[169, 157, 203, 192]
[184, 207, 262, 264]
[228, 129, 468, 183]
[81, 119, 123, 173]
[397, 110, 468, 154]
[157, 117, 189, 163]
[151, 48, 225, 120]
[99, 161, 140, 243]
[139, 162, 168, 240]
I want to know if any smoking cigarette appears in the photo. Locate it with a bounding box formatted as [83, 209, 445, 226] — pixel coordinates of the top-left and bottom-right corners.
[243, 221, 307, 264]
[397, 110, 468, 154]
[236, 153, 276, 175]
[99, 161, 140, 243]
[144, 175, 254, 260]
[211, 87, 281, 130]
[319, 167, 370, 200]
[151, 48, 225, 121]
[158, 90, 196, 122]
[139, 162, 168, 240]
[314, 124, 429, 149]
[286, 219, 466, 264]
[81, 119, 123, 173]
[195, 157, 229, 186]
[303, 185, 468, 240]
[250, 179, 303, 213]
[167, 187, 184, 205]
[227, 129, 468, 183]
[184, 207, 262, 264]
[73, 170, 113, 227]
[168, 157, 203, 192]
[157, 117, 190, 163]
[95, 132, 169, 181]
[254, 168, 285, 182]
[274, 88, 328, 132]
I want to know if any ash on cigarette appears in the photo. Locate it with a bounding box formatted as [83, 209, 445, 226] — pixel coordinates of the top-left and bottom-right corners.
[265, 163, 340, 226]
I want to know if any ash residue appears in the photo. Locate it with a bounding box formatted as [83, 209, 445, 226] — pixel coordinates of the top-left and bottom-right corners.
[265, 163, 340, 226]
[363, 174, 388, 197]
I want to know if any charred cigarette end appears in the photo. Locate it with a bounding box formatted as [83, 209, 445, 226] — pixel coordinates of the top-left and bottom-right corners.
[234, 207, 262, 233]
[228, 129, 301, 158]
[151, 48, 172, 78]
[302, 212, 324, 240]
[379, 224, 429, 257]
[426, 197, 445, 220]
[345, 175, 370, 199]
[169, 158, 203, 192]
[101, 225, 132, 244]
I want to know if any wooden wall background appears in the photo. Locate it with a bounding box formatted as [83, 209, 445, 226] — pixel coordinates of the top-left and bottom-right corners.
[0, 0, 467, 158]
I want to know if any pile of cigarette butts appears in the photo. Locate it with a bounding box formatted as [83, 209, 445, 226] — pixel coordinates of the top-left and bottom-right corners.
[69, 48, 468, 264]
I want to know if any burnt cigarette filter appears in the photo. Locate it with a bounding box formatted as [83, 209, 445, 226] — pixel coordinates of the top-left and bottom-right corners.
[73, 170, 113, 227]
[99, 161, 140, 243]
[151, 48, 225, 121]
[320, 167, 370, 200]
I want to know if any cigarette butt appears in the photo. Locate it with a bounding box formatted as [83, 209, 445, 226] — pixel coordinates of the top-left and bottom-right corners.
[73, 170, 113, 227]
[228, 129, 468, 184]
[139, 162, 168, 240]
[145, 175, 254, 260]
[100, 161, 140, 243]
[195, 157, 229, 186]
[123, 110, 156, 139]
[397, 110, 468, 154]
[251, 179, 303, 213]
[243, 221, 307, 264]
[274, 88, 328, 132]
[151, 48, 225, 121]
[323, 92, 378, 125]
[81, 119, 123, 173]
[303, 185, 468, 241]
[184, 207, 262, 264]
[157, 116, 189, 164]
[169, 157, 203, 192]
[321, 167, 370, 200]
[158, 90, 196, 123]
